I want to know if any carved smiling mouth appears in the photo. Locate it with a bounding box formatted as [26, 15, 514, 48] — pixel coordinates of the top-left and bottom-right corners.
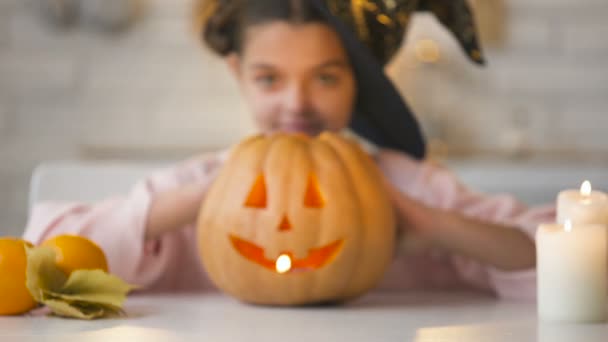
[229, 235, 343, 273]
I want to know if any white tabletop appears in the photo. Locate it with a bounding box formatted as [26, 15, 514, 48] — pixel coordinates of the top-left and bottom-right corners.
[1, 292, 607, 341]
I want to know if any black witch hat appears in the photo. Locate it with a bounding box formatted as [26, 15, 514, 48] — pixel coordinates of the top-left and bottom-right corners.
[312, 0, 484, 159]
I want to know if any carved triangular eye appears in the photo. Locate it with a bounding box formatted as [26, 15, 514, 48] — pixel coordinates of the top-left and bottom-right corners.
[244, 174, 267, 208]
[303, 173, 324, 208]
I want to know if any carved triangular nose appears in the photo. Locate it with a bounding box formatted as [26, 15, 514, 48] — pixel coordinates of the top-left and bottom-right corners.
[278, 215, 292, 232]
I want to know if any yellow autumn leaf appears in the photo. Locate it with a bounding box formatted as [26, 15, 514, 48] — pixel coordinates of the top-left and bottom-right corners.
[25, 245, 137, 320]
[41, 291, 125, 319]
[25, 246, 67, 302]
[42, 298, 106, 320]
[56, 269, 138, 307]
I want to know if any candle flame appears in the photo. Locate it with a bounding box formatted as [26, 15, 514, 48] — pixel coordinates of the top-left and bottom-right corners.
[564, 220, 573, 233]
[275, 254, 292, 274]
[580, 180, 592, 196]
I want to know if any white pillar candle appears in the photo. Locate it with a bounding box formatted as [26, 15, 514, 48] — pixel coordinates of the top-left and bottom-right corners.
[557, 181, 608, 225]
[536, 221, 607, 322]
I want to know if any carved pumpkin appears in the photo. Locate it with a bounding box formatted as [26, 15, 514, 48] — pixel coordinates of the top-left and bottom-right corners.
[197, 132, 395, 305]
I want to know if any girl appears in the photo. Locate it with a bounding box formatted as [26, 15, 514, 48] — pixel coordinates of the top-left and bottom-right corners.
[24, 0, 554, 298]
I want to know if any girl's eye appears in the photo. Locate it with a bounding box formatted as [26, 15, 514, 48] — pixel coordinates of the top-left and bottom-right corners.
[317, 73, 339, 86]
[255, 75, 278, 88]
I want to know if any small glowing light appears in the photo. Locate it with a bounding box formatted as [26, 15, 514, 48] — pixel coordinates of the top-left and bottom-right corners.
[564, 220, 573, 233]
[377, 14, 392, 25]
[580, 180, 592, 196]
[275, 254, 292, 274]
[414, 39, 441, 64]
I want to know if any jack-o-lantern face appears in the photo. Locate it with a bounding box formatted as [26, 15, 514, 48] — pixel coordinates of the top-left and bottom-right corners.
[231, 173, 343, 274]
[197, 132, 395, 306]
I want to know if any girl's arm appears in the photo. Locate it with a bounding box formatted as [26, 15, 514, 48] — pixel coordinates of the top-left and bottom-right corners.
[378, 149, 555, 299]
[388, 187, 535, 271]
[23, 154, 222, 286]
[145, 178, 213, 241]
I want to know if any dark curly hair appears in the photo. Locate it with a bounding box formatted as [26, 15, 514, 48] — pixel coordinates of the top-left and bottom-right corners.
[196, 0, 325, 56]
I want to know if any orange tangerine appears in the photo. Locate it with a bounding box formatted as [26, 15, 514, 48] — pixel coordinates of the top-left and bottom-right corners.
[42, 235, 109, 275]
[0, 238, 37, 315]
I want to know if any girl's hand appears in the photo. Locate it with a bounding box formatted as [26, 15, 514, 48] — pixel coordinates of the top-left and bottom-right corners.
[144, 160, 222, 241]
[382, 180, 453, 255]
[383, 180, 439, 240]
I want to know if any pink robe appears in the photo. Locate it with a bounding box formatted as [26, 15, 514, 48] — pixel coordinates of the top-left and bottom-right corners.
[23, 149, 555, 299]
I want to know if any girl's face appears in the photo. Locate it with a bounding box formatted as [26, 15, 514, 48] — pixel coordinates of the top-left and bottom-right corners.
[227, 22, 356, 136]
